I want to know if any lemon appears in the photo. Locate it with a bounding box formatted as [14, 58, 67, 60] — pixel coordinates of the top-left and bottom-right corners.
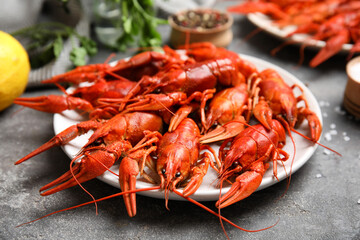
[0, 30, 30, 111]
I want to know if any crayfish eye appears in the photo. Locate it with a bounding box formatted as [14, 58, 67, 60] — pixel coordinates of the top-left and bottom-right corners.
[232, 161, 239, 168]
[93, 138, 103, 146]
[175, 172, 181, 178]
[161, 168, 166, 175]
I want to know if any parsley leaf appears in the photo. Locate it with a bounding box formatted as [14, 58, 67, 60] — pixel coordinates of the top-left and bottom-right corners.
[110, 0, 167, 51]
[12, 22, 97, 69]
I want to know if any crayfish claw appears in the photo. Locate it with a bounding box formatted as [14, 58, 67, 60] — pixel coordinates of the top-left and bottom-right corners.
[309, 29, 350, 68]
[119, 156, 139, 217]
[199, 119, 245, 144]
[297, 107, 322, 142]
[182, 153, 211, 197]
[14, 95, 93, 114]
[39, 163, 83, 196]
[40, 148, 118, 196]
[217, 161, 265, 209]
[182, 176, 202, 197]
[41, 63, 108, 84]
[217, 171, 263, 209]
[168, 105, 193, 132]
[15, 120, 102, 165]
[253, 97, 273, 130]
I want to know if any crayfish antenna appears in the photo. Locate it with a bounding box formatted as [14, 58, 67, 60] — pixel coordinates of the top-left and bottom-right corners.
[172, 189, 279, 237]
[218, 180, 229, 239]
[16, 186, 161, 228]
[270, 40, 298, 57]
[244, 27, 263, 43]
[291, 128, 341, 156]
[276, 117, 296, 198]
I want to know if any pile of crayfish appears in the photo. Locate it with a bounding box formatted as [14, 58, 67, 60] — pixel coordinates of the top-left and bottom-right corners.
[228, 0, 360, 67]
[14, 42, 324, 232]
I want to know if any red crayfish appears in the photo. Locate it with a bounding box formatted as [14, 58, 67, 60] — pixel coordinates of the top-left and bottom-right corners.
[201, 119, 288, 208]
[228, 0, 360, 67]
[13, 42, 336, 238]
[15, 112, 163, 196]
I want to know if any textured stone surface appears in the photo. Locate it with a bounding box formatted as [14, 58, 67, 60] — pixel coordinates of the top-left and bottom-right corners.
[1, 2, 360, 240]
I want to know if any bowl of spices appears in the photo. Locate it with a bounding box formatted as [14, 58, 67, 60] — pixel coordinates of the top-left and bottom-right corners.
[168, 8, 233, 48]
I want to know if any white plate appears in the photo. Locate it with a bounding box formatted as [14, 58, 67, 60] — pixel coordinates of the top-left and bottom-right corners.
[53, 54, 321, 201]
[247, 13, 353, 52]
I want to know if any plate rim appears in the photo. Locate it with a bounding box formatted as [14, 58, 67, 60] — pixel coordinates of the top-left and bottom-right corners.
[247, 12, 353, 52]
[53, 53, 322, 201]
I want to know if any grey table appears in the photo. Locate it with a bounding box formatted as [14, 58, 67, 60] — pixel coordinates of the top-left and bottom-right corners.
[1, 4, 359, 240]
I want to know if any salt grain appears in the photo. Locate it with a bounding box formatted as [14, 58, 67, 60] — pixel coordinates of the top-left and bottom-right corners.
[316, 173, 322, 178]
[343, 132, 347, 136]
[330, 123, 336, 129]
[334, 106, 346, 115]
[358, 199, 360, 204]
[344, 136, 350, 141]
[329, 130, 338, 135]
[324, 133, 332, 141]
[323, 112, 328, 118]
[319, 100, 330, 107]
[323, 149, 331, 155]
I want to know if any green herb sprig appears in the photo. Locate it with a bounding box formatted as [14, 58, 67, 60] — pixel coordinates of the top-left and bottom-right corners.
[11, 22, 97, 69]
[106, 0, 168, 51]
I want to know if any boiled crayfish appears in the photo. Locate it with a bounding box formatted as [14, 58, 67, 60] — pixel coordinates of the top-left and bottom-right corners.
[13, 42, 332, 235]
[15, 112, 163, 196]
[201, 119, 288, 208]
[228, 0, 360, 67]
[251, 68, 322, 142]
